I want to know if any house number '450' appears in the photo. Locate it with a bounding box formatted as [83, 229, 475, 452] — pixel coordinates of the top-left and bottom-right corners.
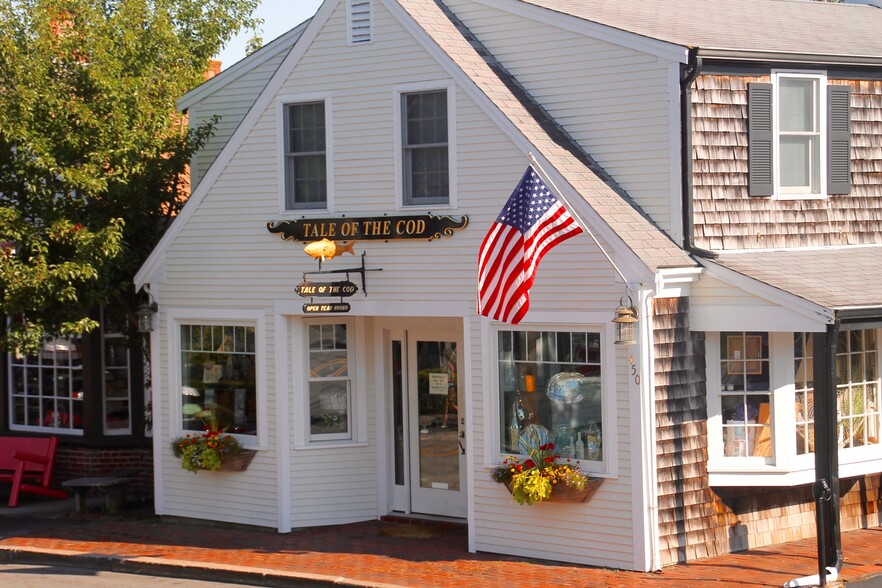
[629, 355, 640, 385]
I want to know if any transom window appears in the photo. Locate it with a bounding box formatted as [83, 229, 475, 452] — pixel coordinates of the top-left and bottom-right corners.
[497, 329, 603, 462]
[284, 101, 327, 210]
[403, 90, 448, 206]
[179, 324, 256, 436]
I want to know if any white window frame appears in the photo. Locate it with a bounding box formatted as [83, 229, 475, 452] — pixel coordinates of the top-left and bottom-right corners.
[485, 320, 617, 478]
[707, 329, 882, 486]
[393, 80, 457, 210]
[167, 308, 267, 450]
[773, 70, 827, 200]
[293, 317, 367, 449]
[276, 93, 335, 214]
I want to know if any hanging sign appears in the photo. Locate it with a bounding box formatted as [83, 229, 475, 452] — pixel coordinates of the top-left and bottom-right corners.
[267, 213, 468, 242]
[303, 302, 351, 314]
[295, 280, 359, 298]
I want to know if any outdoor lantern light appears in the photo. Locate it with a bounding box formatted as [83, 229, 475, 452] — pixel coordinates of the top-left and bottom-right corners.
[612, 295, 638, 345]
[136, 299, 159, 333]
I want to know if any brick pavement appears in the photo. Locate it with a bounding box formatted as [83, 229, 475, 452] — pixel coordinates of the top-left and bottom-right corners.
[0, 507, 880, 587]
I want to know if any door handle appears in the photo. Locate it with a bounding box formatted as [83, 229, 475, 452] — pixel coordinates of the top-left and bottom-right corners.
[458, 431, 466, 455]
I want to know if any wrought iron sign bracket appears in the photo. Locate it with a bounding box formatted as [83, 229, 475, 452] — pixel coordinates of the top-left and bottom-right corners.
[302, 252, 381, 295]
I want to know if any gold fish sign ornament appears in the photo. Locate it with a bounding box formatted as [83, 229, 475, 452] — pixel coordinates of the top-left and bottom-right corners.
[304, 238, 355, 263]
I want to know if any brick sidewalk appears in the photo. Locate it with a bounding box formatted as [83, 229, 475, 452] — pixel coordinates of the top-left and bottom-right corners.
[0, 510, 880, 587]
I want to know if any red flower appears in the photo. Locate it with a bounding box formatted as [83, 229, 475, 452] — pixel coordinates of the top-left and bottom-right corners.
[523, 459, 536, 469]
[544, 457, 554, 464]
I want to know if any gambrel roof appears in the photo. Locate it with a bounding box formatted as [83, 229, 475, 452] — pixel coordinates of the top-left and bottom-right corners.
[519, 0, 882, 63]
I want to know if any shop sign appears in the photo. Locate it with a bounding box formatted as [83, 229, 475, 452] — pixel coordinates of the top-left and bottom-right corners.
[303, 302, 351, 314]
[267, 213, 468, 242]
[295, 280, 359, 298]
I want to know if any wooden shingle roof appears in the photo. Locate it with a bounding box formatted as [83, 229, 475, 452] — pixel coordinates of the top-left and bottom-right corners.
[520, 0, 882, 62]
[397, 0, 695, 273]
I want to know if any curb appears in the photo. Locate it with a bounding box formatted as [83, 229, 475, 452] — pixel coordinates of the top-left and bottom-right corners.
[0, 546, 403, 588]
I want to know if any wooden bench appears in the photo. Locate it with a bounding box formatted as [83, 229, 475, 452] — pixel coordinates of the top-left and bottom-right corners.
[0, 436, 68, 507]
[62, 476, 132, 514]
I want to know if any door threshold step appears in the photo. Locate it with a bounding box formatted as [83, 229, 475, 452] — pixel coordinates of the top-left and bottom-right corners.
[380, 513, 466, 530]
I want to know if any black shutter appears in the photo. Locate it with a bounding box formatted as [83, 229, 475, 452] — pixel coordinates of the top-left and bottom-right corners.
[748, 83, 774, 197]
[827, 84, 851, 195]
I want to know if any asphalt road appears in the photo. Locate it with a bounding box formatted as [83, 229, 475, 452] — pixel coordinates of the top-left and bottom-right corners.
[0, 564, 264, 587]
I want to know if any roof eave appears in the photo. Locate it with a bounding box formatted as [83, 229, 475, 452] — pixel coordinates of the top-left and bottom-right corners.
[697, 47, 882, 68]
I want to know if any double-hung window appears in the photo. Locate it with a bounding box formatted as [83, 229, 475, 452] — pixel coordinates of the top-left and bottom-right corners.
[402, 90, 449, 206]
[284, 101, 327, 210]
[748, 71, 851, 198]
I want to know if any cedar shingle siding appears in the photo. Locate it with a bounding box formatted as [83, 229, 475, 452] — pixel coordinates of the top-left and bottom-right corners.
[654, 297, 882, 565]
[691, 74, 882, 250]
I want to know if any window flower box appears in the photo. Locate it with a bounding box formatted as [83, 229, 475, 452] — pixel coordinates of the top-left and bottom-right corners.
[172, 429, 254, 474]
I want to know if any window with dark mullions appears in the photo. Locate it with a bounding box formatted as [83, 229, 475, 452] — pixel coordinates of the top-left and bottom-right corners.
[403, 91, 448, 205]
[285, 102, 327, 209]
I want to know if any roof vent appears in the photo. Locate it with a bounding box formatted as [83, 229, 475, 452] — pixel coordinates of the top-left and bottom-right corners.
[348, 0, 372, 45]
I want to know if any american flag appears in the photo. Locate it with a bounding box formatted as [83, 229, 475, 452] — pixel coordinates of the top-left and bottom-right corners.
[477, 166, 583, 324]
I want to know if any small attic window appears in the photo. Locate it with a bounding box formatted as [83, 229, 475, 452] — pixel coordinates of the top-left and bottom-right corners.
[348, 0, 372, 45]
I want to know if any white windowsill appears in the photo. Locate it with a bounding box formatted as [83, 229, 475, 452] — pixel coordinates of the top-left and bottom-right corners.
[709, 454, 882, 487]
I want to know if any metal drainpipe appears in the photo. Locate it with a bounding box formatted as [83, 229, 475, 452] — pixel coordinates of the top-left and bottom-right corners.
[680, 47, 718, 260]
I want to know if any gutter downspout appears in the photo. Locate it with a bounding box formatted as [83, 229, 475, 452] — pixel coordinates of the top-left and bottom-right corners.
[680, 47, 718, 260]
[786, 319, 844, 588]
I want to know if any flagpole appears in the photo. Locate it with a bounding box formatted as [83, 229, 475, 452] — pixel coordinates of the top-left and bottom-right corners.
[528, 153, 630, 285]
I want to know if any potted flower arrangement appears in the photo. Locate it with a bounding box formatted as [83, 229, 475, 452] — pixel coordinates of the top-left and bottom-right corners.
[172, 427, 255, 474]
[491, 425, 602, 505]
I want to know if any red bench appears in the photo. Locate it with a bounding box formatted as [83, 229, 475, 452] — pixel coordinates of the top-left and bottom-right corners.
[0, 437, 68, 507]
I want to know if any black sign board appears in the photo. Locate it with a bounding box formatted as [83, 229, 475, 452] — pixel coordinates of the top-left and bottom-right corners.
[295, 280, 359, 298]
[303, 302, 351, 314]
[268, 213, 468, 242]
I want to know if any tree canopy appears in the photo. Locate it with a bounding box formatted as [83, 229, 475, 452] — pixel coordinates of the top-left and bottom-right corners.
[0, 0, 258, 353]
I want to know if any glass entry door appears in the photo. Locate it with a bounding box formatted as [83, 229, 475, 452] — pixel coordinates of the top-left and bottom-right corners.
[406, 332, 466, 518]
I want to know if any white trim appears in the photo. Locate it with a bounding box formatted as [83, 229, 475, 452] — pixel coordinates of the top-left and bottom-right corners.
[771, 70, 828, 201]
[463, 316, 477, 554]
[632, 287, 659, 572]
[374, 326, 391, 517]
[177, 20, 311, 110]
[381, 0, 659, 286]
[667, 62, 684, 246]
[656, 266, 702, 298]
[135, 0, 336, 290]
[691, 304, 829, 333]
[149, 299, 164, 514]
[470, 0, 689, 64]
[392, 80, 458, 210]
[274, 311, 292, 533]
[165, 307, 268, 450]
[275, 92, 336, 214]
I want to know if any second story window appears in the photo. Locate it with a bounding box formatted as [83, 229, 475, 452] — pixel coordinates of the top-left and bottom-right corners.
[748, 72, 851, 198]
[403, 90, 448, 206]
[284, 101, 327, 210]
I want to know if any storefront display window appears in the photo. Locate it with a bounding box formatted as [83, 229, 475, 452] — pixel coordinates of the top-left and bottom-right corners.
[307, 322, 351, 441]
[497, 329, 602, 462]
[180, 324, 256, 435]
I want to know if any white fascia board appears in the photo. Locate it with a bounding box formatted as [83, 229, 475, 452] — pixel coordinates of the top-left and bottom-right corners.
[383, 0, 657, 287]
[135, 0, 338, 292]
[696, 257, 834, 324]
[472, 0, 689, 64]
[177, 20, 311, 111]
